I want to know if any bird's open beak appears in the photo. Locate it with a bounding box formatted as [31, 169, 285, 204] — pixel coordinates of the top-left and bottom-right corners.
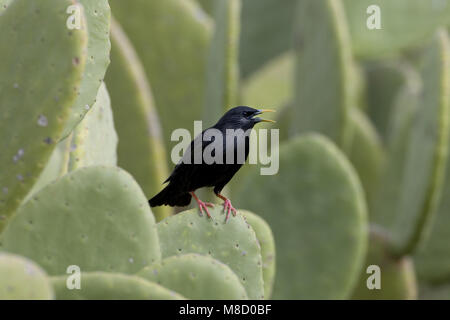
[254, 109, 276, 123]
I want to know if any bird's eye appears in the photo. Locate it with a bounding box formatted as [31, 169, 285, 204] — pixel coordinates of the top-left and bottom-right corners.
[243, 111, 252, 117]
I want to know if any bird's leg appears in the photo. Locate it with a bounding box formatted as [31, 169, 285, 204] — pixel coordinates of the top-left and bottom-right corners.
[190, 192, 214, 218]
[215, 193, 237, 222]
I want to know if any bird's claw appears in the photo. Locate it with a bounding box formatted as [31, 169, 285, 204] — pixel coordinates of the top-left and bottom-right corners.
[197, 200, 214, 218]
[223, 199, 237, 222]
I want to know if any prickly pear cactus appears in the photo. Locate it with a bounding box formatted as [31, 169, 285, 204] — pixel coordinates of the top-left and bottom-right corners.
[275, 103, 294, 143]
[292, 0, 354, 148]
[109, 0, 212, 151]
[68, 83, 118, 171]
[60, 0, 111, 139]
[415, 122, 450, 282]
[51, 272, 185, 300]
[24, 136, 72, 202]
[240, 210, 276, 299]
[139, 253, 248, 300]
[389, 30, 450, 256]
[0, 0, 87, 229]
[239, 0, 297, 78]
[0, 253, 54, 300]
[342, 0, 450, 58]
[364, 61, 420, 143]
[351, 228, 417, 300]
[105, 18, 171, 221]
[235, 134, 368, 299]
[22, 83, 117, 204]
[242, 52, 294, 111]
[3, 0, 449, 301]
[1, 166, 161, 275]
[370, 82, 421, 227]
[157, 207, 265, 299]
[347, 108, 385, 206]
[204, 0, 241, 123]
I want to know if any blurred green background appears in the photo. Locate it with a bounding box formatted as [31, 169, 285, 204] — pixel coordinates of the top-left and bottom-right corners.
[2, 0, 450, 300]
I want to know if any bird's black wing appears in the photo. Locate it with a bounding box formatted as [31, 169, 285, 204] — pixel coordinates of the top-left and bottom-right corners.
[163, 127, 250, 193]
[211, 129, 250, 194]
[150, 130, 215, 207]
[163, 129, 214, 185]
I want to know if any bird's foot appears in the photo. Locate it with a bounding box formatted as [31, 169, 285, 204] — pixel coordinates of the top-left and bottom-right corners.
[223, 199, 237, 222]
[190, 191, 214, 218]
[196, 200, 214, 218]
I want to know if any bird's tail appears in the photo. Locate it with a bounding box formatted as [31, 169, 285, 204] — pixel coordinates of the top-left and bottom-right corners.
[149, 184, 192, 207]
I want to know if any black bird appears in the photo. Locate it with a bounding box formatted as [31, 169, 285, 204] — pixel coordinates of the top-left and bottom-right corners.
[149, 106, 275, 221]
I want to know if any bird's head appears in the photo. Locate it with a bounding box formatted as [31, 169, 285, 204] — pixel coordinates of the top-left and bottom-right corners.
[215, 106, 276, 130]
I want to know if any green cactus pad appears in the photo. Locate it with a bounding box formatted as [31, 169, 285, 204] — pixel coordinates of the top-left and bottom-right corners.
[157, 207, 264, 299]
[68, 83, 118, 171]
[349, 62, 367, 113]
[239, 0, 297, 78]
[60, 0, 111, 139]
[390, 30, 450, 255]
[347, 108, 385, 207]
[274, 103, 294, 143]
[413, 33, 450, 279]
[364, 61, 419, 142]
[292, 0, 353, 148]
[0, 0, 87, 229]
[110, 0, 212, 152]
[240, 210, 276, 299]
[370, 83, 421, 227]
[386, 81, 423, 149]
[342, 0, 450, 58]
[1, 166, 161, 275]
[138, 253, 248, 300]
[51, 272, 184, 300]
[242, 52, 294, 111]
[414, 144, 450, 283]
[235, 134, 368, 299]
[24, 136, 72, 202]
[203, 0, 240, 123]
[0, 253, 54, 300]
[351, 227, 417, 300]
[105, 19, 171, 221]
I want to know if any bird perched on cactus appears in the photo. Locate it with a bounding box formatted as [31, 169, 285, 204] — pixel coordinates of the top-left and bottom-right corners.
[149, 106, 275, 222]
